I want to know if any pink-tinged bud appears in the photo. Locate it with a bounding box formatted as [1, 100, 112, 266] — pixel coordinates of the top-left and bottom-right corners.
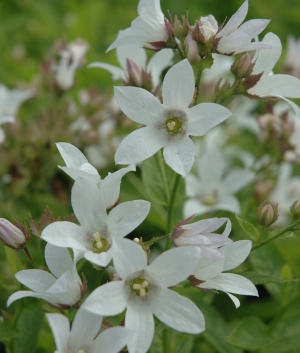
[0, 218, 28, 249]
[231, 53, 253, 78]
[257, 201, 279, 227]
[126, 58, 143, 87]
[192, 15, 218, 44]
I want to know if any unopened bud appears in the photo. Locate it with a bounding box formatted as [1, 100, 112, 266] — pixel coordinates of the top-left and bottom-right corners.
[231, 53, 253, 78]
[126, 58, 143, 87]
[257, 201, 279, 227]
[173, 15, 189, 41]
[290, 200, 300, 218]
[192, 15, 218, 44]
[0, 218, 28, 249]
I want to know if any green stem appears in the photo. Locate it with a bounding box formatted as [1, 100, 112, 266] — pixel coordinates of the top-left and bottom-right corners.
[252, 218, 300, 251]
[144, 234, 170, 246]
[163, 327, 170, 353]
[23, 246, 38, 268]
[156, 151, 170, 202]
[95, 270, 104, 288]
[194, 54, 214, 105]
[165, 174, 182, 250]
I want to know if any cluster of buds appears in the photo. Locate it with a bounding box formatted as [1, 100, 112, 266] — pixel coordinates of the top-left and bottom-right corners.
[0, 218, 30, 249]
[257, 201, 279, 227]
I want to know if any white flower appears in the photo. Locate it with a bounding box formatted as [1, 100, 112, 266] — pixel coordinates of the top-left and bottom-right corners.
[193, 240, 258, 307]
[269, 162, 300, 223]
[7, 244, 83, 308]
[56, 142, 135, 209]
[215, 0, 271, 55]
[90, 37, 173, 90]
[184, 146, 254, 216]
[285, 35, 300, 77]
[83, 238, 204, 353]
[114, 59, 231, 176]
[172, 217, 232, 258]
[46, 305, 133, 353]
[248, 33, 300, 108]
[54, 39, 89, 90]
[197, 15, 218, 43]
[41, 178, 150, 267]
[107, 0, 169, 51]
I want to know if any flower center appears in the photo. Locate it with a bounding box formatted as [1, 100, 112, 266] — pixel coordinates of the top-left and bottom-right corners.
[165, 117, 183, 134]
[77, 350, 87, 353]
[131, 277, 149, 298]
[92, 232, 108, 253]
[200, 191, 218, 206]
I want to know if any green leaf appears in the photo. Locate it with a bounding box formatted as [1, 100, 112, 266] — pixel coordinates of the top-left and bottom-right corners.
[240, 271, 298, 285]
[13, 304, 43, 353]
[250, 242, 299, 304]
[228, 296, 300, 353]
[5, 247, 24, 288]
[142, 152, 185, 207]
[235, 215, 260, 242]
[174, 288, 242, 353]
[0, 321, 19, 342]
[227, 316, 273, 350]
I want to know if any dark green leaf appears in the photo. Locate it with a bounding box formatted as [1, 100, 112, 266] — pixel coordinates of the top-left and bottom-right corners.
[236, 215, 260, 242]
[0, 321, 19, 342]
[240, 271, 298, 285]
[5, 247, 23, 288]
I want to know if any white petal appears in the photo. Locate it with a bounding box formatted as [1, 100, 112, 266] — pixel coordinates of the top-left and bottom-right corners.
[193, 256, 225, 279]
[183, 199, 210, 218]
[200, 273, 258, 296]
[147, 246, 200, 287]
[88, 62, 126, 80]
[56, 142, 88, 169]
[93, 327, 134, 353]
[217, 31, 251, 54]
[100, 164, 136, 209]
[7, 291, 44, 307]
[41, 221, 90, 251]
[15, 270, 56, 292]
[125, 299, 154, 353]
[249, 74, 300, 98]
[0, 116, 15, 124]
[187, 103, 231, 136]
[163, 135, 194, 177]
[198, 146, 226, 185]
[185, 173, 203, 197]
[45, 243, 75, 279]
[219, 240, 251, 271]
[252, 32, 282, 76]
[237, 19, 270, 38]
[147, 49, 173, 88]
[115, 125, 167, 165]
[107, 200, 150, 238]
[217, 195, 241, 214]
[227, 292, 241, 308]
[222, 169, 254, 194]
[114, 86, 165, 125]
[162, 59, 195, 110]
[182, 218, 227, 234]
[216, 0, 248, 38]
[151, 288, 205, 333]
[84, 248, 113, 268]
[45, 313, 69, 353]
[58, 166, 100, 183]
[71, 178, 107, 235]
[117, 43, 147, 69]
[113, 238, 147, 279]
[69, 306, 102, 353]
[234, 41, 271, 54]
[83, 280, 127, 316]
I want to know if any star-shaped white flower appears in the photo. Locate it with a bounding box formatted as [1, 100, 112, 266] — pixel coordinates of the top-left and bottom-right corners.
[172, 217, 232, 258]
[214, 0, 271, 55]
[46, 305, 133, 353]
[90, 37, 173, 90]
[7, 244, 83, 308]
[83, 238, 205, 353]
[193, 240, 258, 307]
[56, 142, 135, 209]
[114, 59, 231, 176]
[184, 146, 254, 216]
[107, 0, 169, 51]
[41, 178, 150, 267]
[247, 32, 300, 108]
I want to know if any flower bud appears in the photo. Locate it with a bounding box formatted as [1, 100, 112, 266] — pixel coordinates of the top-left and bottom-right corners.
[290, 200, 300, 218]
[0, 218, 28, 249]
[126, 58, 143, 87]
[257, 201, 279, 227]
[192, 15, 218, 44]
[173, 15, 189, 41]
[231, 53, 253, 78]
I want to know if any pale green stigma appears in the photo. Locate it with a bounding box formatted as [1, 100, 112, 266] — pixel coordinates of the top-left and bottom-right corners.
[92, 232, 108, 253]
[165, 117, 183, 134]
[131, 277, 149, 298]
